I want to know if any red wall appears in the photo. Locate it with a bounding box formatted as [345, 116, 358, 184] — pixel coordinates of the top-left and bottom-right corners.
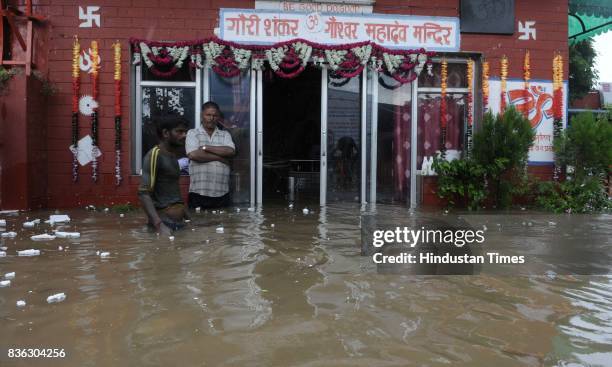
[3, 0, 567, 208]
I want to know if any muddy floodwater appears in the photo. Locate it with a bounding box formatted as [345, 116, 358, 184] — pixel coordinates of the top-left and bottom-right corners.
[0, 205, 611, 366]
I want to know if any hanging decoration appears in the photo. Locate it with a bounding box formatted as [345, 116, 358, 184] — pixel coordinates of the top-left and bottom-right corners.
[139, 42, 190, 78]
[500, 55, 508, 113]
[70, 36, 81, 183]
[130, 37, 434, 84]
[482, 60, 489, 112]
[522, 50, 531, 118]
[439, 58, 448, 159]
[552, 52, 564, 181]
[466, 59, 474, 157]
[113, 42, 122, 186]
[90, 40, 100, 183]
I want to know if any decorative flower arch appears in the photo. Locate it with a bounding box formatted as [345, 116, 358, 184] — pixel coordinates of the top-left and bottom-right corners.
[130, 37, 434, 83]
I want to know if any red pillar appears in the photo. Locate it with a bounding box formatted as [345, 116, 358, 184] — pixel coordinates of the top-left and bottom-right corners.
[0, 72, 48, 209]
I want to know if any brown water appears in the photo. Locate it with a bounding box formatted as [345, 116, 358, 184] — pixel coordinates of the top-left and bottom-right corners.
[0, 205, 611, 366]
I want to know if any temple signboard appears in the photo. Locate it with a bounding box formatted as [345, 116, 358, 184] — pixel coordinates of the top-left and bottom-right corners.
[220, 9, 460, 51]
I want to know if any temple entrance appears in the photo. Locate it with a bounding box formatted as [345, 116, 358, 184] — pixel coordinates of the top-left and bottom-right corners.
[262, 68, 322, 205]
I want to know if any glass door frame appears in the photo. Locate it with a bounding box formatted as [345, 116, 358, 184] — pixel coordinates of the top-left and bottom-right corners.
[252, 67, 419, 209]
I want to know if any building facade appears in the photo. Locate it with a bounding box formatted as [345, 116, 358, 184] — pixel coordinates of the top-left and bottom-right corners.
[0, 0, 569, 209]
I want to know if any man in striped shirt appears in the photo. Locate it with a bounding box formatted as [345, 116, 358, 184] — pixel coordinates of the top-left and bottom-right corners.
[186, 101, 236, 209]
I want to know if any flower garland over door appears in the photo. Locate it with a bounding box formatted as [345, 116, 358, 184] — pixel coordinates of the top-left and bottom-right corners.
[130, 37, 434, 84]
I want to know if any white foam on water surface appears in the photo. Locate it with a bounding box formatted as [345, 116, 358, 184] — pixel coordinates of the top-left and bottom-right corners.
[0, 280, 10, 287]
[4, 272, 15, 279]
[1, 232, 16, 238]
[16, 300, 26, 307]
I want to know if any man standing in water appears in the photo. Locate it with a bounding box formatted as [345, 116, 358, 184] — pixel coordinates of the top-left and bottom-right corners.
[138, 116, 190, 235]
[186, 101, 235, 209]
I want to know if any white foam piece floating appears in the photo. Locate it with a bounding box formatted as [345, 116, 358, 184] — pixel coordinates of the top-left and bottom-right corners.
[46, 293, 66, 304]
[120, 213, 125, 218]
[4, 272, 15, 279]
[271, 223, 275, 228]
[0, 280, 10, 287]
[49, 214, 70, 223]
[288, 203, 294, 209]
[302, 208, 309, 215]
[1, 231, 17, 238]
[169, 236, 175, 241]
[0, 251, 6, 257]
[16, 300, 26, 307]
[23, 221, 36, 228]
[31, 234, 56, 241]
[0, 246, 7, 250]
[18, 249, 40, 257]
[0, 210, 19, 215]
[247, 207, 255, 212]
[55, 231, 80, 239]
[195, 207, 201, 213]
[104, 208, 110, 213]
[236, 208, 241, 213]
[216, 227, 224, 234]
[548, 221, 557, 226]
[99, 252, 110, 258]
[58, 246, 63, 251]
[0, 219, 6, 226]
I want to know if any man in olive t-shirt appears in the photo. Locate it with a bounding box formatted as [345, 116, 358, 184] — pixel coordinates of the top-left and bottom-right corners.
[138, 116, 190, 235]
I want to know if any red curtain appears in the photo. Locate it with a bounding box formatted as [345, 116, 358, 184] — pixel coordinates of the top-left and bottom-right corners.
[417, 94, 465, 168]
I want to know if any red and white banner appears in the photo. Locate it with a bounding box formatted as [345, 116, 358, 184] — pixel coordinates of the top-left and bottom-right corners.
[488, 79, 568, 163]
[220, 9, 460, 51]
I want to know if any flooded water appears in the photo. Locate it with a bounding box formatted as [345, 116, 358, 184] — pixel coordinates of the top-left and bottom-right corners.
[0, 205, 611, 366]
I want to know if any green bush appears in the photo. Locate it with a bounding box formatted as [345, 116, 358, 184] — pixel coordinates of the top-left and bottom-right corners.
[536, 178, 611, 213]
[554, 112, 612, 180]
[535, 112, 612, 213]
[473, 107, 535, 208]
[432, 158, 487, 210]
[433, 107, 534, 210]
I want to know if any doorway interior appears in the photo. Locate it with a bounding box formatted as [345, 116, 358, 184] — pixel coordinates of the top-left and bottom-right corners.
[262, 67, 322, 204]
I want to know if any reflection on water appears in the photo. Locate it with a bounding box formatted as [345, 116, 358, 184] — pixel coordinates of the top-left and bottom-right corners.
[0, 205, 611, 366]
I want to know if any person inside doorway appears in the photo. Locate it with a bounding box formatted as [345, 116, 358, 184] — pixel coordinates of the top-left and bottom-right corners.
[138, 116, 191, 235]
[186, 101, 236, 209]
[331, 136, 359, 189]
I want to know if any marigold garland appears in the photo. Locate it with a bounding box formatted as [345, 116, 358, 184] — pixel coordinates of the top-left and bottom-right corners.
[482, 61, 490, 112]
[552, 52, 564, 181]
[71, 36, 81, 183]
[500, 55, 508, 113]
[466, 59, 474, 156]
[522, 50, 530, 118]
[90, 40, 100, 183]
[440, 58, 448, 159]
[113, 42, 122, 186]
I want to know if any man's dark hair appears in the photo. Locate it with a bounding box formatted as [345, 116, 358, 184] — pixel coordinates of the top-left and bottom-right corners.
[202, 101, 220, 112]
[155, 116, 189, 139]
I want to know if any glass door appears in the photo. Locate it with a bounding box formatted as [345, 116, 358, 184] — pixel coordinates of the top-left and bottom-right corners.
[323, 69, 366, 205]
[207, 70, 253, 206]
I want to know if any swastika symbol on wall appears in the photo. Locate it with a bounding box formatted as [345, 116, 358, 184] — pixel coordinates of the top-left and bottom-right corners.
[518, 21, 536, 40]
[79, 6, 101, 28]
